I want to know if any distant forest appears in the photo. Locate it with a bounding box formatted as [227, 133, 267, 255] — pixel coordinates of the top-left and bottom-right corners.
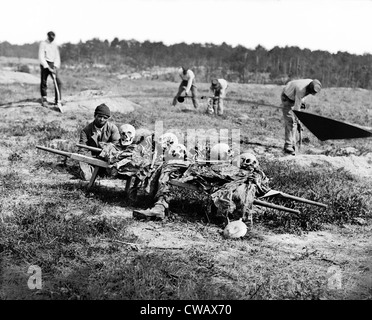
[1, 38, 372, 88]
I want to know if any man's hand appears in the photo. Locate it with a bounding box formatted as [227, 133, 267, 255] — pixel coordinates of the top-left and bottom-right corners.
[48, 66, 56, 74]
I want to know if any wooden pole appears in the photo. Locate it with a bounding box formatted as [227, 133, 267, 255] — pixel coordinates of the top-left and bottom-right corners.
[36, 145, 109, 168]
[76, 143, 102, 153]
[276, 192, 327, 208]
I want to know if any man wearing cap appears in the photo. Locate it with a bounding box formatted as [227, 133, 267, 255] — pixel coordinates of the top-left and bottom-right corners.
[38, 31, 63, 111]
[208, 78, 228, 116]
[280, 79, 322, 155]
[78, 103, 120, 180]
[172, 66, 199, 109]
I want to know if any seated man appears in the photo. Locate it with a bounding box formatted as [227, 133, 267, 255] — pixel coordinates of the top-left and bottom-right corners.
[78, 103, 120, 180]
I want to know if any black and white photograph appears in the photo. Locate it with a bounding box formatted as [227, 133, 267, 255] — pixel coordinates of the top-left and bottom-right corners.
[0, 0, 371, 307]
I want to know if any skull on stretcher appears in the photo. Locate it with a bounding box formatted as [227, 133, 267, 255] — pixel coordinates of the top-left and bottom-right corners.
[119, 124, 136, 146]
[168, 143, 187, 160]
[239, 152, 259, 170]
[157, 132, 179, 151]
[210, 143, 233, 161]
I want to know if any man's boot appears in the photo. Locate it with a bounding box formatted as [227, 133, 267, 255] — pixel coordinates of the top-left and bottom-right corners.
[284, 145, 295, 155]
[133, 203, 166, 219]
[79, 162, 93, 181]
[41, 97, 48, 108]
[55, 101, 64, 113]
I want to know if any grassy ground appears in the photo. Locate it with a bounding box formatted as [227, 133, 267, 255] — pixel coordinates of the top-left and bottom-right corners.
[0, 68, 371, 300]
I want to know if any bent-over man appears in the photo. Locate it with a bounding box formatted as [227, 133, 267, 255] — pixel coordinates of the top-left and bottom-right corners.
[208, 78, 228, 116]
[172, 66, 199, 109]
[280, 79, 322, 155]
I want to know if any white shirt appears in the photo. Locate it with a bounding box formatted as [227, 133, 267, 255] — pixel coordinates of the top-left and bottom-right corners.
[178, 68, 195, 93]
[282, 79, 313, 110]
[39, 39, 61, 69]
[210, 79, 228, 97]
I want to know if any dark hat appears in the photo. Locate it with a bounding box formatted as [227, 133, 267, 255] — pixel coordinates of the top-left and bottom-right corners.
[309, 79, 322, 94]
[47, 31, 55, 38]
[94, 103, 111, 117]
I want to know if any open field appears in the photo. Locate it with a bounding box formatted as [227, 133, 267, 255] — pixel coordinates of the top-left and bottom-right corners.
[0, 66, 371, 300]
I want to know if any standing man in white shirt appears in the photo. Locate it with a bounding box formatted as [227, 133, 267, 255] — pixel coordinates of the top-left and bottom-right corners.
[208, 78, 228, 116]
[39, 31, 62, 110]
[280, 78, 322, 155]
[172, 66, 199, 109]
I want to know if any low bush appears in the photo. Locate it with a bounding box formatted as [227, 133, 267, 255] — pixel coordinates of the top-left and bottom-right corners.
[258, 159, 371, 232]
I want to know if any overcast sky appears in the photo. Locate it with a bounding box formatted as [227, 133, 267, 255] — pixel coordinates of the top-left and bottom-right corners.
[1, 0, 371, 55]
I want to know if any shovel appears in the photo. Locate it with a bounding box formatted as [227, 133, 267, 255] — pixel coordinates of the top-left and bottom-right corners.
[177, 96, 191, 103]
[297, 121, 303, 152]
[51, 72, 63, 113]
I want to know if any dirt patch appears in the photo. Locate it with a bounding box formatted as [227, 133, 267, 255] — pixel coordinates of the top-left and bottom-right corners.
[0, 70, 39, 84]
[61, 89, 141, 114]
[263, 225, 372, 299]
[277, 153, 372, 179]
[2, 89, 140, 116]
[127, 221, 210, 249]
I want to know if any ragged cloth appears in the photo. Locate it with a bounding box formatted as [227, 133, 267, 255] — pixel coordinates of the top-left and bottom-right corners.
[179, 163, 271, 220]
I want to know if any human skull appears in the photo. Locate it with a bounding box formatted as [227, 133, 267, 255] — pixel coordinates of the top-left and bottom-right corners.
[223, 218, 248, 238]
[210, 143, 233, 161]
[206, 98, 214, 115]
[119, 124, 136, 146]
[168, 143, 187, 160]
[157, 132, 179, 151]
[239, 152, 259, 170]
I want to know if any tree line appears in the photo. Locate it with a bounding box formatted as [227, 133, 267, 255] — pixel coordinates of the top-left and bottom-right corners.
[1, 38, 372, 88]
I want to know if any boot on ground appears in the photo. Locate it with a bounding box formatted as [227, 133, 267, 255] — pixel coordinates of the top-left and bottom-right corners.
[283, 146, 295, 155]
[133, 203, 166, 219]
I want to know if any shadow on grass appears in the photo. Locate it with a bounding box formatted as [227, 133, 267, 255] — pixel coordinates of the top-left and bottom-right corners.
[0, 97, 41, 107]
[179, 109, 198, 113]
[0, 197, 244, 300]
[1, 246, 249, 300]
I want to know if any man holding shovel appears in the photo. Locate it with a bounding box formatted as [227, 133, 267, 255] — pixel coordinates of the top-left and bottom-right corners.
[38, 31, 63, 112]
[172, 66, 199, 109]
[280, 79, 322, 155]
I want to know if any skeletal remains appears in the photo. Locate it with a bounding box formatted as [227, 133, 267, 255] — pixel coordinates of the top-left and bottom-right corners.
[36, 128, 328, 239]
[158, 132, 178, 150]
[119, 124, 136, 146]
[210, 142, 234, 161]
